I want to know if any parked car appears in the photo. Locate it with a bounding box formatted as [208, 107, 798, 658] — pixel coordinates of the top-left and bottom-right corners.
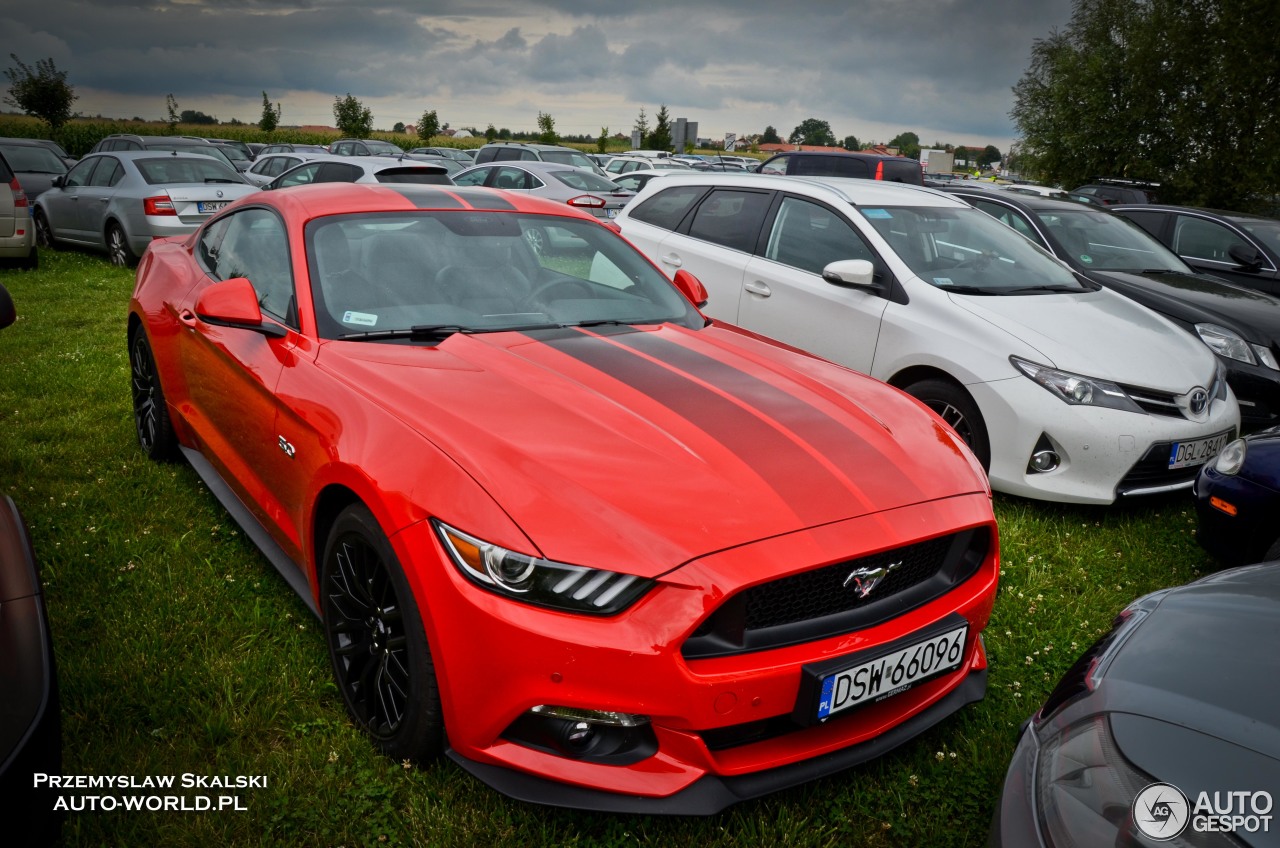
[127, 181, 1000, 813]
[0, 138, 69, 199]
[34, 151, 259, 267]
[397, 153, 465, 175]
[452, 160, 634, 254]
[604, 156, 692, 175]
[609, 170, 675, 193]
[0, 137, 76, 169]
[0, 281, 63, 847]
[0, 150, 37, 270]
[409, 146, 472, 163]
[947, 187, 1280, 431]
[1193, 426, 1280, 564]
[243, 151, 340, 187]
[88, 134, 239, 172]
[1069, 178, 1159, 205]
[615, 174, 1239, 504]
[210, 142, 253, 172]
[258, 143, 330, 156]
[474, 142, 607, 176]
[1113, 204, 1280, 297]
[207, 138, 255, 160]
[990, 562, 1280, 846]
[757, 151, 924, 185]
[264, 156, 452, 190]
[328, 138, 405, 157]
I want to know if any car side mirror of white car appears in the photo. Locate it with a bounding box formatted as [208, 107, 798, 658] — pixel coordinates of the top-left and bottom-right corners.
[821, 259, 880, 292]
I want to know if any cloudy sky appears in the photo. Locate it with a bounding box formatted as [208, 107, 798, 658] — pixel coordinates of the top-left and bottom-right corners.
[1, 0, 1075, 150]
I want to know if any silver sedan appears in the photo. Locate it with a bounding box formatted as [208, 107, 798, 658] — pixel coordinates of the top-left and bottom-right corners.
[34, 151, 259, 267]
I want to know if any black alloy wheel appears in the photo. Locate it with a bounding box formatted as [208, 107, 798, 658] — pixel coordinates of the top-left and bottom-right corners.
[129, 330, 178, 461]
[106, 223, 136, 268]
[321, 504, 443, 761]
[34, 209, 55, 249]
[905, 378, 991, 470]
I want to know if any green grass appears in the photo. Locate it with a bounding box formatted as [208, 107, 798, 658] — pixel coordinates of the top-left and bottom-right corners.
[0, 249, 1218, 846]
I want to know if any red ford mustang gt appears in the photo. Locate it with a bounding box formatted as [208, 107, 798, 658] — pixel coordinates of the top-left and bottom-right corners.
[127, 182, 999, 813]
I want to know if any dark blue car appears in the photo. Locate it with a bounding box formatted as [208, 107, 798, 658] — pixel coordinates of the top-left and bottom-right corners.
[1194, 426, 1280, 564]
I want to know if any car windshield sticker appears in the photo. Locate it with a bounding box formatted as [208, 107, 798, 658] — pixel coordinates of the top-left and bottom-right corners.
[1079, 254, 1093, 264]
[342, 311, 378, 326]
[862, 209, 893, 219]
[934, 277, 954, 286]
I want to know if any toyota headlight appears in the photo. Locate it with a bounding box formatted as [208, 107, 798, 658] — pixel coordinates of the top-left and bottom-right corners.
[435, 521, 653, 615]
[1011, 357, 1144, 413]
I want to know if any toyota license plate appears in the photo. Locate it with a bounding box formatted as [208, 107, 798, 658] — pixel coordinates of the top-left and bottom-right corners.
[1168, 431, 1230, 470]
[814, 624, 968, 721]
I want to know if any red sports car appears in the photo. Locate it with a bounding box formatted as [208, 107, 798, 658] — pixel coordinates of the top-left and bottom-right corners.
[127, 182, 999, 813]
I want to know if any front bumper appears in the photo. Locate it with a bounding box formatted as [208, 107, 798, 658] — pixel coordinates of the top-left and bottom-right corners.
[398, 493, 999, 811]
[1192, 465, 1280, 565]
[973, 375, 1239, 504]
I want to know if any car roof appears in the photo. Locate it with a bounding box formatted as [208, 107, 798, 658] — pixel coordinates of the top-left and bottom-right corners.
[88, 150, 224, 163]
[637, 172, 962, 208]
[251, 181, 604, 220]
[944, 185, 1103, 213]
[1111, 203, 1274, 224]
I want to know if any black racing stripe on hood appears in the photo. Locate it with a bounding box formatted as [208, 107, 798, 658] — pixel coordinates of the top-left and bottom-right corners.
[540, 328, 867, 515]
[385, 187, 467, 209]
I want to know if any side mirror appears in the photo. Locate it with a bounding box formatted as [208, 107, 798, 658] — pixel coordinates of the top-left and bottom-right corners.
[673, 269, 709, 308]
[0, 283, 14, 330]
[1228, 243, 1265, 272]
[194, 277, 286, 338]
[822, 259, 881, 292]
[51, 175, 65, 189]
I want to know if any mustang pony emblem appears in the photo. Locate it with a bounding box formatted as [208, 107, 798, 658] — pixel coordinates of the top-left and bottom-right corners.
[843, 561, 903, 599]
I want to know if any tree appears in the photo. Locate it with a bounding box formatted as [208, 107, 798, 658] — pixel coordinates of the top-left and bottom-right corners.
[978, 145, 1002, 169]
[259, 92, 282, 133]
[417, 109, 440, 141]
[1010, 0, 1280, 209]
[597, 127, 609, 154]
[3, 55, 77, 133]
[536, 111, 557, 144]
[392, 121, 406, 134]
[632, 107, 649, 146]
[180, 109, 216, 125]
[333, 93, 373, 138]
[788, 118, 836, 147]
[486, 124, 497, 143]
[761, 125, 781, 145]
[841, 135, 861, 151]
[888, 131, 920, 160]
[165, 94, 180, 130]
[648, 104, 672, 151]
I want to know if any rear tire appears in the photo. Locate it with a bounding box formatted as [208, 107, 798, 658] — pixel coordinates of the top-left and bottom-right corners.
[321, 504, 444, 762]
[107, 223, 136, 268]
[34, 209, 55, 249]
[904, 378, 991, 470]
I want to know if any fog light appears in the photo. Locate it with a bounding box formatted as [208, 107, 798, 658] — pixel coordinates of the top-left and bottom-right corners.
[1030, 449, 1061, 473]
[559, 721, 595, 755]
[503, 705, 658, 765]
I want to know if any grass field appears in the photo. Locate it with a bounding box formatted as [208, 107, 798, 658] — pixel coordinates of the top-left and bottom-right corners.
[0, 248, 1220, 847]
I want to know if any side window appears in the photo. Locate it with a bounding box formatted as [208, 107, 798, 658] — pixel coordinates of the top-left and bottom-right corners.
[492, 167, 530, 190]
[87, 158, 123, 188]
[793, 156, 868, 178]
[211, 208, 294, 325]
[765, 196, 875, 273]
[971, 199, 1044, 246]
[494, 148, 520, 162]
[1114, 209, 1165, 240]
[278, 163, 322, 188]
[63, 157, 99, 188]
[452, 167, 490, 187]
[759, 156, 788, 176]
[627, 185, 707, 231]
[687, 189, 772, 253]
[1173, 216, 1248, 263]
[314, 163, 362, 183]
[196, 215, 233, 273]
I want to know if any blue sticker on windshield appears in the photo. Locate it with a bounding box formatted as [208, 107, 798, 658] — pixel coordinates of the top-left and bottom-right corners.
[862, 209, 893, 219]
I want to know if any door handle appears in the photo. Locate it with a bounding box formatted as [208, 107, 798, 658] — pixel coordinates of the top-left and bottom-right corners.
[660, 253, 683, 268]
[178, 309, 198, 328]
[745, 280, 772, 297]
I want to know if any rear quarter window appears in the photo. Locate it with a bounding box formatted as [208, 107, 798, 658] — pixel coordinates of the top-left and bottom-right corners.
[627, 185, 706, 231]
[687, 189, 772, 253]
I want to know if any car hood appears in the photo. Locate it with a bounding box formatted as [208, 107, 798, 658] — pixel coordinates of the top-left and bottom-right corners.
[1102, 565, 1280, 804]
[1086, 269, 1280, 344]
[946, 287, 1214, 391]
[318, 323, 987, 575]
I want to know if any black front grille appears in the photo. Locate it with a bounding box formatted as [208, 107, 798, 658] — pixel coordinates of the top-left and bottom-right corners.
[682, 528, 989, 660]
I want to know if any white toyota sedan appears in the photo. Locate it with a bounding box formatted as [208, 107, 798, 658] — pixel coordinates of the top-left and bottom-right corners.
[614, 174, 1239, 504]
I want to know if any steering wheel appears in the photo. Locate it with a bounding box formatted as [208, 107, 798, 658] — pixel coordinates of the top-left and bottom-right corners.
[521, 278, 593, 307]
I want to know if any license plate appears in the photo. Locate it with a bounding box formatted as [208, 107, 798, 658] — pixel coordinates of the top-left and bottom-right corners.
[197, 201, 229, 214]
[1168, 431, 1230, 470]
[815, 624, 968, 721]
[606, 209, 618, 218]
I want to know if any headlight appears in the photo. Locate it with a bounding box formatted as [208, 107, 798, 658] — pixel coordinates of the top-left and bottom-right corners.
[1011, 357, 1144, 413]
[1196, 323, 1257, 365]
[1254, 344, 1280, 371]
[1213, 438, 1247, 475]
[434, 521, 654, 615]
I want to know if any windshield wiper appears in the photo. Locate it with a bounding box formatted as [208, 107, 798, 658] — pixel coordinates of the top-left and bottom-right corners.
[572, 318, 661, 328]
[933, 284, 1006, 295]
[339, 324, 470, 341]
[1004, 285, 1084, 294]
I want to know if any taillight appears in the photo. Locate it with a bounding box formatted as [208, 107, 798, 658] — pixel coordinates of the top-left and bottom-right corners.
[874, 161, 884, 180]
[144, 195, 177, 216]
[567, 195, 605, 209]
[9, 178, 27, 208]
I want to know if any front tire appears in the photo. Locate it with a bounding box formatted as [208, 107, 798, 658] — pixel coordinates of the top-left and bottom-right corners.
[904, 378, 991, 470]
[321, 504, 443, 762]
[106, 223, 136, 268]
[130, 330, 178, 461]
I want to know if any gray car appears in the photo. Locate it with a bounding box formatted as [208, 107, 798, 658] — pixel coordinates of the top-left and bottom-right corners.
[452, 160, 636, 253]
[243, 151, 340, 187]
[264, 155, 452, 190]
[34, 151, 259, 267]
[0, 138, 68, 200]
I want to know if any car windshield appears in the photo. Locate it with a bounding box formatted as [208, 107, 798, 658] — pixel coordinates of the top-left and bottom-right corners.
[1032, 207, 1189, 272]
[307, 211, 703, 341]
[540, 150, 597, 170]
[859, 205, 1087, 292]
[0, 145, 66, 174]
[216, 146, 250, 164]
[365, 140, 403, 155]
[1236, 218, 1280, 256]
[136, 157, 246, 185]
[151, 143, 237, 170]
[550, 170, 620, 192]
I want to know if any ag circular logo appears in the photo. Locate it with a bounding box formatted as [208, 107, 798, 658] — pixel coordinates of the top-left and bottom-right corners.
[1134, 782, 1191, 841]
